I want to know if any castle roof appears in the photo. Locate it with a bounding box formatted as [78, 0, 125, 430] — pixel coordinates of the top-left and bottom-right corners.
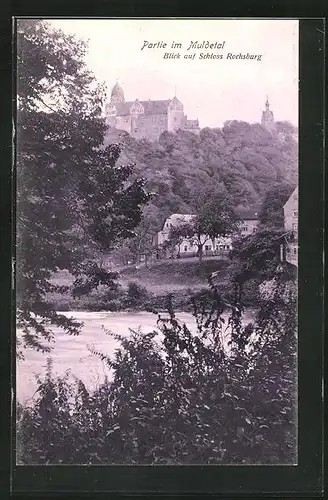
[111, 82, 125, 103]
[114, 99, 171, 116]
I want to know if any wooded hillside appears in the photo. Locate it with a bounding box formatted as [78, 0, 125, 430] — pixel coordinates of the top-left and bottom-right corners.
[105, 120, 298, 232]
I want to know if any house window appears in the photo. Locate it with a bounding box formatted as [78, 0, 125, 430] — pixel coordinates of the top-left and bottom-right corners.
[184, 246, 188, 252]
[293, 247, 298, 255]
[293, 210, 298, 216]
[205, 245, 211, 251]
[242, 226, 248, 232]
[292, 223, 298, 231]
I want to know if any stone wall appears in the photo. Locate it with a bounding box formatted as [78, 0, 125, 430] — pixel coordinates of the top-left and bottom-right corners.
[131, 113, 168, 141]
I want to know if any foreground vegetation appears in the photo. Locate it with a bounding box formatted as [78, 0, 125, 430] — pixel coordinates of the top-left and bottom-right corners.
[17, 273, 297, 465]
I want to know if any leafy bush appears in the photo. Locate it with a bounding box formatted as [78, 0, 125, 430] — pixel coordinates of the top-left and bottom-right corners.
[17, 273, 297, 465]
[124, 281, 150, 308]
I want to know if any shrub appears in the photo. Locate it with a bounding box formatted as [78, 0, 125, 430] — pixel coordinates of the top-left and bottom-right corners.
[17, 273, 297, 465]
[124, 281, 150, 308]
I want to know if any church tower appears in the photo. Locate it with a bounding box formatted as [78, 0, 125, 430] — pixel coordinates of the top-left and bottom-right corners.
[261, 96, 275, 132]
[110, 81, 125, 104]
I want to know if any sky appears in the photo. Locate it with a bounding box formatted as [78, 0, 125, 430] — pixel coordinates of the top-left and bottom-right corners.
[49, 19, 299, 128]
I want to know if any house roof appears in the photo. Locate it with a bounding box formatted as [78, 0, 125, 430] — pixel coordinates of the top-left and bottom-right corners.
[283, 187, 298, 208]
[236, 207, 259, 220]
[165, 213, 195, 225]
[162, 209, 259, 231]
[115, 100, 171, 116]
[161, 213, 195, 231]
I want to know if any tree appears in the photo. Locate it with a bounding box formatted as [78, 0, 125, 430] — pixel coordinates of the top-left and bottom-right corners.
[163, 221, 194, 259]
[16, 20, 150, 352]
[162, 189, 239, 264]
[228, 227, 297, 295]
[124, 204, 161, 267]
[190, 189, 240, 263]
[105, 118, 298, 220]
[259, 182, 295, 229]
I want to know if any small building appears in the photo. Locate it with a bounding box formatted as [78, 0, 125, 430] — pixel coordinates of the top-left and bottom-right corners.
[283, 187, 298, 267]
[155, 209, 259, 259]
[235, 208, 259, 236]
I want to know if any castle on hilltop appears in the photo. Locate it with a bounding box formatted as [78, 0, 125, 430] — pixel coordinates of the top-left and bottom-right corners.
[104, 82, 200, 142]
[104, 82, 277, 141]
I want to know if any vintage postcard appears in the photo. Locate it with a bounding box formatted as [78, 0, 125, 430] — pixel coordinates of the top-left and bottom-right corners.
[15, 18, 299, 467]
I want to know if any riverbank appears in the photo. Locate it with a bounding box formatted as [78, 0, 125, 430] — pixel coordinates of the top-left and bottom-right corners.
[47, 258, 261, 312]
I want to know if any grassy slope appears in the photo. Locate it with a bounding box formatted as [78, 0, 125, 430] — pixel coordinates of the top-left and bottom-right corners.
[118, 257, 229, 293]
[47, 258, 229, 310]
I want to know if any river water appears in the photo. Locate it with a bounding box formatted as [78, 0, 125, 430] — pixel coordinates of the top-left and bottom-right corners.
[16, 310, 254, 404]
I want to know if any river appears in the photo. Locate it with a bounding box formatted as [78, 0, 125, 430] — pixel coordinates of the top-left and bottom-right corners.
[16, 309, 255, 404]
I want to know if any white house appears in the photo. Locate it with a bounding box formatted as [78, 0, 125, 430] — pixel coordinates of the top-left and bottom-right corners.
[155, 209, 259, 259]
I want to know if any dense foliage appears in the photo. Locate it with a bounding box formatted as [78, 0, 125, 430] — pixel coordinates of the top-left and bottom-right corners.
[17, 271, 297, 465]
[106, 121, 298, 233]
[16, 20, 150, 352]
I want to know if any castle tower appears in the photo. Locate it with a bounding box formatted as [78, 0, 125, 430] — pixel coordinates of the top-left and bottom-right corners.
[167, 96, 185, 132]
[261, 96, 275, 132]
[130, 99, 145, 137]
[110, 81, 125, 104]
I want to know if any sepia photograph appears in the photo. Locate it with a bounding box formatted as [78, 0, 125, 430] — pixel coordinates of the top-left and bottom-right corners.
[15, 18, 299, 466]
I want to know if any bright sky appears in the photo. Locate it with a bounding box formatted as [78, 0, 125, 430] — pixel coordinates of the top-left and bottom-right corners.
[49, 19, 299, 128]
